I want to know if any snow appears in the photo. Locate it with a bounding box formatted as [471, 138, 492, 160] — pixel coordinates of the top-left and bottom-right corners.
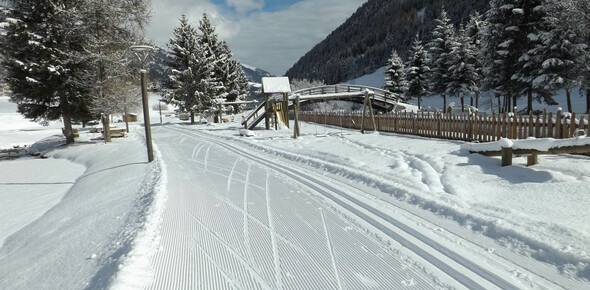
[262, 76, 291, 93]
[463, 136, 590, 152]
[1, 92, 590, 289]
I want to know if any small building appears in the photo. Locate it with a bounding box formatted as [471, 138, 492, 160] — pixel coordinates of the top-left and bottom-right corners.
[123, 113, 138, 122]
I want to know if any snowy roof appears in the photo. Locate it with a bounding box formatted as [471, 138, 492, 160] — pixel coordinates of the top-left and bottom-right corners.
[262, 77, 291, 93]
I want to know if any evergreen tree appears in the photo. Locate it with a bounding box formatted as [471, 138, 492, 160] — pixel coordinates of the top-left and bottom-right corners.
[196, 13, 223, 109]
[0, 0, 92, 144]
[481, 0, 523, 112]
[384, 50, 408, 99]
[427, 9, 457, 113]
[564, 0, 590, 113]
[466, 12, 484, 108]
[405, 34, 430, 109]
[448, 24, 480, 112]
[197, 14, 249, 114]
[511, 0, 554, 113]
[165, 15, 202, 124]
[529, 0, 584, 113]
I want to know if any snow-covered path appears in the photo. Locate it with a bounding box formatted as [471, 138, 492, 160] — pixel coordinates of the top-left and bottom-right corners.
[147, 125, 443, 289]
[136, 122, 590, 290]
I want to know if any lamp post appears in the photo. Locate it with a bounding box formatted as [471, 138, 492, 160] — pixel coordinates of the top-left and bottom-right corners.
[130, 45, 154, 162]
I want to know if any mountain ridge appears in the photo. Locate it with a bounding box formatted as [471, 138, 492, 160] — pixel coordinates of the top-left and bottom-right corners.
[285, 0, 489, 85]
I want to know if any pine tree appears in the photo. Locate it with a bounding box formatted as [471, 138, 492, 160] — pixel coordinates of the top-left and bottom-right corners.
[466, 12, 484, 108]
[197, 14, 249, 115]
[529, 0, 584, 113]
[427, 9, 456, 113]
[448, 24, 480, 112]
[165, 15, 203, 124]
[196, 13, 223, 109]
[564, 0, 590, 113]
[406, 34, 430, 109]
[384, 50, 408, 99]
[0, 0, 92, 144]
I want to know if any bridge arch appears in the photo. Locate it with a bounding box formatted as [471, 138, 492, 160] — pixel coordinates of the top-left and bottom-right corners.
[290, 84, 401, 112]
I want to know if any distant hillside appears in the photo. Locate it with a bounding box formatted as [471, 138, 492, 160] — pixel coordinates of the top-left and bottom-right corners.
[149, 47, 274, 85]
[241, 64, 274, 83]
[285, 0, 489, 85]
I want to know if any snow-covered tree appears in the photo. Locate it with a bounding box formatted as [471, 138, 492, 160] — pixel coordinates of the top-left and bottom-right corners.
[82, 0, 150, 133]
[216, 41, 249, 113]
[384, 50, 407, 99]
[427, 9, 457, 113]
[405, 34, 430, 109]
[528, 0, 585, 113]
[165, 15, 204, 124]
[466, 12, 484, 108]
[448, 24, 480, 112]
[563, 0, 590, 113]
[0, 0, 92, 144]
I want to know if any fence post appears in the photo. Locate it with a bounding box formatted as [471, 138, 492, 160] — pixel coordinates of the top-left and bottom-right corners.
[556, 109, 562, 139]
[501, 146, 513, 166]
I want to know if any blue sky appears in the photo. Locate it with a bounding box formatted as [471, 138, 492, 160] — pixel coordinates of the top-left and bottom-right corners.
[147, 0, 367, 76]
[210, 0, 303, 14]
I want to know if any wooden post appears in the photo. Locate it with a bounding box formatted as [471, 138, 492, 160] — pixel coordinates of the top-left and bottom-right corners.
[264, 93, 270, 130]
[283, 93, 290, 128]
[501, 147, 513, 166]
[361, 93, 368, 133]
[293, 95, 300, 139]
[554, 110, 562, 139]
[367, 91, 377, 132]
[218, 104, 223, 124]
[527, 154, 538, 166]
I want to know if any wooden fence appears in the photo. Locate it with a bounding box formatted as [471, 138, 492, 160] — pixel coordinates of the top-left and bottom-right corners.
[296, 110, 589, 142]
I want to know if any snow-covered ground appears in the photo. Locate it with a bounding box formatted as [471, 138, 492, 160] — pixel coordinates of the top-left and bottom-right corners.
[1, 93, 589, 289]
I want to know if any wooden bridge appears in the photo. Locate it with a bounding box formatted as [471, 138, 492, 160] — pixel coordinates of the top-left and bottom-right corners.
[291, 84, 400, 112]
[241, 84, 401, 130]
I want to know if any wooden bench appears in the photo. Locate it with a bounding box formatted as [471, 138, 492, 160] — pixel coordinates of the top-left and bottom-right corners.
[99, 128, 126, 138]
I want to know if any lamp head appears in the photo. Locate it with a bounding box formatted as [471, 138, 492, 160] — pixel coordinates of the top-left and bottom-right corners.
[130, 45, 154, 52]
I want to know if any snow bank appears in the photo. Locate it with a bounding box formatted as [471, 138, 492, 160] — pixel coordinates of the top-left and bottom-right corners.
[0, 131, 162, 289]
[462, 136, 590, 152]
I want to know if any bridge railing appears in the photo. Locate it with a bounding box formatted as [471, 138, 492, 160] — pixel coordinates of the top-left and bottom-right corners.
[290, 84, 399, 109]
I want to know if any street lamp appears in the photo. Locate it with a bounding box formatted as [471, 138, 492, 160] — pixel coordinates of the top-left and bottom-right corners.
[130, 45, 154, 162]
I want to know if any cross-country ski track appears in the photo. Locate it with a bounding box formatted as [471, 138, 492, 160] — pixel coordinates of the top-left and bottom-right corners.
[135, 124, 588, 290]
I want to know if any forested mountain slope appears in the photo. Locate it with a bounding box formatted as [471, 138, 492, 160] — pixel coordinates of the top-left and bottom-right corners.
[285, 0, 488, 84]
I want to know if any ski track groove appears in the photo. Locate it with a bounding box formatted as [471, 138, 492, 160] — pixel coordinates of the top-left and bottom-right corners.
[320, 209, 344, 290]
[265, 173, 284, 290]
[163, 126, 522, 290]
[151, 126, 497, 289]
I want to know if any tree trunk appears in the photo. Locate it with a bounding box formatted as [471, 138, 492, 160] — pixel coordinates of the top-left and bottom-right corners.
[586, 87, 590, 114]
[190, 111, 195, 124]
[460, 95, 465, 112]
[63, 113, 75, 144]
[443, 94, 447, 113]
[418, 96, 422, 110]
[497, 96, 501, 113]
[476, 92, 480, 109]
[526, 90, 533, 115]
[566, 88, 572, 113]
[512, 95, 517, 112]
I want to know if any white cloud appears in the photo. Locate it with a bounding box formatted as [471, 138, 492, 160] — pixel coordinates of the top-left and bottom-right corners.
[225, 0, 264, 15]
[146, 0, 366, 76]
